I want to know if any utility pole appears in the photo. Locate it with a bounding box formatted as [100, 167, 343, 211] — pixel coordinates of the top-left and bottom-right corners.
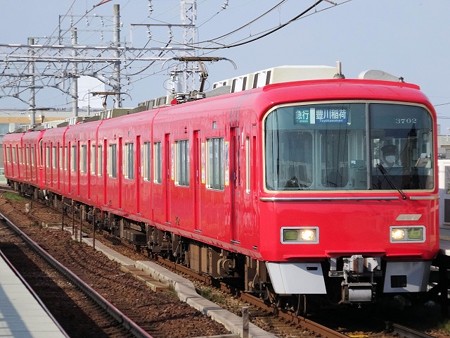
[180, 0, 197, 93]
[113, 4, 122, 108]
[28, 37, 36, 126]
[71, 28, 79, 117]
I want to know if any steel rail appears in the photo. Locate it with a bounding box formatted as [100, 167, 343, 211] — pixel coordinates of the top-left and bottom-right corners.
[0, 211, 153, 338]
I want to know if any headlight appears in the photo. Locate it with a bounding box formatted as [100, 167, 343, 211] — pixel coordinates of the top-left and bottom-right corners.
[281, 227, 319, 244]
[390, 226, 425, 242]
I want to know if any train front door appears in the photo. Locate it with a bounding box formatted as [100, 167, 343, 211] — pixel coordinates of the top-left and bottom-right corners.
[230, 127, 240, 243]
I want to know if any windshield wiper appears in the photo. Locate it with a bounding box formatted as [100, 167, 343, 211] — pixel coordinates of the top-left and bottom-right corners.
[376, 164, 407, 200]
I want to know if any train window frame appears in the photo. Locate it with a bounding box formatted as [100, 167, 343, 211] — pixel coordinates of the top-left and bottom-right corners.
[154, 142, 162, 184]
[175, 139, 189, 186]
[206, 137, 224, 190]
[108, 143, 117, 178]
[123, 142, 134, 180]
[143, 141, 151, 181]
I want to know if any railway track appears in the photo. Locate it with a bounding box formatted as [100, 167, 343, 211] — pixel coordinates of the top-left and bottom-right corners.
[0, 211, 151, 338]
[0, 191, 446, 338]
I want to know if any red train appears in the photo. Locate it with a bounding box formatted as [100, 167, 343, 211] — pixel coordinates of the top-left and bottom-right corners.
[3, 65, 440, 312]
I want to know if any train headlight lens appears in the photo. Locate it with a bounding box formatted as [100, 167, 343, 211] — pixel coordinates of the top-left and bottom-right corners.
[390, 226, 425, 242]
[281, 227, 318, 244]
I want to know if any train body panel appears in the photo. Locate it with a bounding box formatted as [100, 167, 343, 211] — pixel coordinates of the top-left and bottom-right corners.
[2, 70, 440, 306]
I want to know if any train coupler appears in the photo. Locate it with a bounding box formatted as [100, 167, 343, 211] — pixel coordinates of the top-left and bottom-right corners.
[341, 282, 375, 303]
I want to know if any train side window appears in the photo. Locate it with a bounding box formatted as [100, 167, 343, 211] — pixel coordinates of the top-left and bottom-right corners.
[108, 144, 117, 178]
[98, 145, 103, 177]
[59, 146, 63, 171]
[46, 146, 50, 169]
[32, 145, 36, 166]
[175, 140, 189, 186]
[245, 137, 250, 193]
[123, 143, 134, 180]
[71, 145, 77, 172]
[19, 146, 23, 164]
[90, 144, 96, 175]
[206, 138, 224, 190]
[52, 146, 57, 169]
[81, 145, 87, 174]
[154, 142, 162, 184]
[63, 146, 67, 171]
[143, 142, 151, 181]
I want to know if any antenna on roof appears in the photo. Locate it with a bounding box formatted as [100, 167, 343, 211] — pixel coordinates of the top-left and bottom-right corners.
[333, 61, 345, 79]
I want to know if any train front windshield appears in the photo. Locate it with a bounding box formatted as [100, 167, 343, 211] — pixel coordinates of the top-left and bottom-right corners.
[264, 103, 434, 191]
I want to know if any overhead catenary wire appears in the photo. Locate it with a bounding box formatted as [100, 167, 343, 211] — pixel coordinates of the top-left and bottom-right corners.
[190, 0, 324, 50]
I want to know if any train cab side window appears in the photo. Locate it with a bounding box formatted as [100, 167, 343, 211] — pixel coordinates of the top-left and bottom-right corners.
[207, 138, 224, 190]
[123, 143, 134, 180]
[108, 144, 117, 178]
[175, 140, 189, 186]
[154, 142, 162, 184]
[143, 142, 151, 181]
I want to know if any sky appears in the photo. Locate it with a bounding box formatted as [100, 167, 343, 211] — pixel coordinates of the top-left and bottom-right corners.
[1, 0, 450, 133]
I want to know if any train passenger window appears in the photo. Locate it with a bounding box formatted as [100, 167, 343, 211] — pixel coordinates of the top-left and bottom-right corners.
[123, 143, 134, 180]
[90, 145, 96, 175]
[98, 145, 103, 177]
[71, 145, 77, 172]
[63, 146, 67, 171]
[108, 144, 117, 178]
[245, 137, 250, 193]
[19, 146, 23, 165]
[59, 146, 63, 171]
[175, 140, 189, 186]
[207, 138, 224, 190]
[143, 142, 151, 181]
[52, 146, 57, 169]
[81, 145, 87, 174]
[154, 142, 162, 184]
[46, 146, 50, 168]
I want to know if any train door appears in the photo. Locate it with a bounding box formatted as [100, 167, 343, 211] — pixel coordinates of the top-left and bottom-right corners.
[193, 130, 201, 229]
[87, 140, 91, 200]
[118, 137, 123, 209]
[230, 127, 240, 242]
[103, 139, 108, 205]
[136, 136, 141, 214]
[164, 133, 171, 222]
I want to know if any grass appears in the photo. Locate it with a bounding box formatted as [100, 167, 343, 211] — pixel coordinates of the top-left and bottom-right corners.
[3, 191, 24, 202]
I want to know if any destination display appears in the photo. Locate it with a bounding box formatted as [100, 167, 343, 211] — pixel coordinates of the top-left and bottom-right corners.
[294, 107, 348, 124]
